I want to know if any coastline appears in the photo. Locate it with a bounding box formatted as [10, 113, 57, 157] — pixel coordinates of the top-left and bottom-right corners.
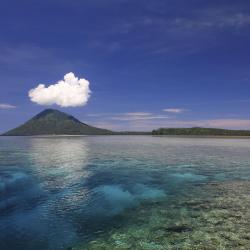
[2, 134, 250, 139]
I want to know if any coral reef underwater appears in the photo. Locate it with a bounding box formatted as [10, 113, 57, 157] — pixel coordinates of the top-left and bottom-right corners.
[73, 181, 250, 250]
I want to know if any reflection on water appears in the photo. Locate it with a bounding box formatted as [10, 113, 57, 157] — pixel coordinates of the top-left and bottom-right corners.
[29, 137, 90, 190]
[0, 137, 91, 250]
[0, 136, 250, 249]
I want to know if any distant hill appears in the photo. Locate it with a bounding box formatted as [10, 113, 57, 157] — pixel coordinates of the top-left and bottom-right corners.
[3, 109, 113, 136]
[152, 127, 250, 136]
[4, 111, 250, 136]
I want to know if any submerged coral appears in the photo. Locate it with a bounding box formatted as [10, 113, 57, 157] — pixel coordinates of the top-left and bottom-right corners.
[73, 181, 250, 250]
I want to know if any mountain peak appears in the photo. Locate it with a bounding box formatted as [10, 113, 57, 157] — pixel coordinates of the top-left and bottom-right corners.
[33, 109, 60, 118]
[33, 109, 80, 122]
[3, 109, 112, 136]
[34, 108, 70, 116]
[38, 108, 60, 114]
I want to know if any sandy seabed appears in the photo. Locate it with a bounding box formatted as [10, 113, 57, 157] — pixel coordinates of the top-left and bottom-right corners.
[74, 181, 250, 250]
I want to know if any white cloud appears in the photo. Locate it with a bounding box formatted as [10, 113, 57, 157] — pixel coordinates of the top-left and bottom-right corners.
[163, 108, 186, 113]
[124, 112, 152, 116]
[29, 72, 91, 107]
[109, 112, 168, 121]
[0, 103, 16, 109]
[85, 112, 169, 124]
[111, 115, 169, 121]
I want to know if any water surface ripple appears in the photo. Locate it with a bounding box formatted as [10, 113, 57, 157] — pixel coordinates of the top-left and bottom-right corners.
[0, 136, 250, 249]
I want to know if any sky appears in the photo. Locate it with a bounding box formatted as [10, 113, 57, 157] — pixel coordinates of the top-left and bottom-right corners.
[1, 0, 250, 132]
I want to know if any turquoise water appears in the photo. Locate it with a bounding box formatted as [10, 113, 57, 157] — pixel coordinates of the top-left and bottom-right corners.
[0, 136, 250, 249]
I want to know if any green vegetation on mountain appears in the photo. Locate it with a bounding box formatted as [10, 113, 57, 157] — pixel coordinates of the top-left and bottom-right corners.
[3, 110, 250, 137]
[3, 109, 113, 136]
[152, 127, 250, 136]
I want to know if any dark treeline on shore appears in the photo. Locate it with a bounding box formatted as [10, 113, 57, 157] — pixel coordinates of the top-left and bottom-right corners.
[3, 109, 250, 136]
[152, 127, 250, 136]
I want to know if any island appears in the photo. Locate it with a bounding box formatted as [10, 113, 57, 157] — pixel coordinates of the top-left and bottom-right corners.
[2, 109, 250, 136]
[2, 109, 113, 136]
[152, 127, 250, 136]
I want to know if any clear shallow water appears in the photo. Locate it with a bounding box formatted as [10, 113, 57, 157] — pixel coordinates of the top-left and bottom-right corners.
[0, 136, 250, 250]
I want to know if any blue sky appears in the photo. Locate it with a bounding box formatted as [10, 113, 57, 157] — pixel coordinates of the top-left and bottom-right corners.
[1, 0, 250, 132]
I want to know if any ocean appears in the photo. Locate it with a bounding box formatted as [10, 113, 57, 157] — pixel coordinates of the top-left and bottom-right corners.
[0, 136, 249, 249]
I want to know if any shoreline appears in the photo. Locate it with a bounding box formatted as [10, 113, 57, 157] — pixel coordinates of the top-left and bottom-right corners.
[1, 134, 250, 139]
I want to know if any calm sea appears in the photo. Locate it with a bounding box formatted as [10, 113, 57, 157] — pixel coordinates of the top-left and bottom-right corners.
[0, 136, 250, 249]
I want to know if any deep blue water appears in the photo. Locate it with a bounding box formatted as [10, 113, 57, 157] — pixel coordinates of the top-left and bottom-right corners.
[0, 136, 250, 249]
